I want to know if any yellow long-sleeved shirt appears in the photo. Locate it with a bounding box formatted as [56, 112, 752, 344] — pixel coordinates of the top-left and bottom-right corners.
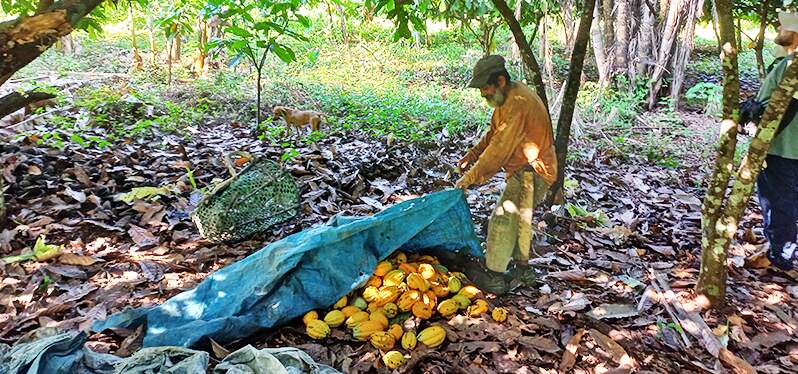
[462, 82, 558, 185]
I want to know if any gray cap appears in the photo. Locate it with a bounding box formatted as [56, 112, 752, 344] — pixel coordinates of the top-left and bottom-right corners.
[468, 55, 507, 88]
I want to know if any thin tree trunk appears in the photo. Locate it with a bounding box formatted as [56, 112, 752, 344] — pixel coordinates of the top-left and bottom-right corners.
[541, 14, 554, 85]
[147, 15, 157, 65]
[602, 0, 614, 51]
[736, 18, 742, 52]
[636, 0, 656, 78]
[0, 178, 5, 230]
[167, 38, 173, 86]
[699, 55, 798, 308]
[172, 32, 181, 61]
[710, 0, 721, 54]
[591, 0, 609, 86]
[647, 0, 685, 108]
[335, 4, 348, 44]
[491, 0, 549, 108]
[614, 0, 629, 81]
[549, 0, 597, 203]
[129, 4, 142, 72]
[670, 0, 703, 106]
[754, 0, 771, 78]
[510, 0, 522, 63]
[695, 0, 741, 308]
[195, 18, 208, 77]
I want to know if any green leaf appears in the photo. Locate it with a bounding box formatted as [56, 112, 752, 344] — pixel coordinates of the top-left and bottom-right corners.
[118, 186, 172, 202]
[272, 43, 296, 63]
[33, 236, 62, 261]
[226, 26, 252, 38]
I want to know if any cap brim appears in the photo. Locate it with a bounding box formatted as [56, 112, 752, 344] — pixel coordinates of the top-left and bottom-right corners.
[468, 76, 488, 88]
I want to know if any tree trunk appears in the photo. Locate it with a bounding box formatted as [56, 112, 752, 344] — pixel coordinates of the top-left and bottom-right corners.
[335, 4, 348, 44]
[591, 0, 609, 87]
[172, 32, 181, 61]
[614, 0, 629, 81]
[195, 18, 208, 77]
[698, 55, 798, 308]
[602, 0, 614, 52]
[695, 0, 741, 308]
[710, 0, 721, 54]
[0, 91, 56, 119]
[36, 0, 54, 14]
[540, 14, 555, 85]
[147, 15, 157, 65]
[754, 0, 771, 79]
[635, 0, 656, 79]
[129, 3, 143, 72]
[167, 38, 173, 86]
[491, 0, 549, 108]
[256, 69, 262, 125]
[509, 0, 522, 64]
[560, 0, 576, 55]
[646, 0, 685, 108]
[0, 0, 104, 87]
[669, 0, 703, 106]
[548, 0, 596, 203]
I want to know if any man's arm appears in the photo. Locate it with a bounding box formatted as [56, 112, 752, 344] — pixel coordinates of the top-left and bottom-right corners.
[462, 126, 494, 166]
[459, 111, 527, 186]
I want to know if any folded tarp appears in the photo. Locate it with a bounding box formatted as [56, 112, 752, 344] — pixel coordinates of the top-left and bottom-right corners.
[93, 189, 482, 347]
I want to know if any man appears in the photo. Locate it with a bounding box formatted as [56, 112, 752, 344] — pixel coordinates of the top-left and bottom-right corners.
[455, 55, 557, 277]
[755, 12, 798, 270]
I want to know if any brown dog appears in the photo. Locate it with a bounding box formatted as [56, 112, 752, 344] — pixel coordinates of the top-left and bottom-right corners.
[272, 106, 323, 137]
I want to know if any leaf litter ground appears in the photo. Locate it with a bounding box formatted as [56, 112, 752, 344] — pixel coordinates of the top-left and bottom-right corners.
[1, 82, 797, 373]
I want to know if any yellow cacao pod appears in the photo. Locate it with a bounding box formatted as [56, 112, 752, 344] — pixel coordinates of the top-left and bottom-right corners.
[323, 310, 345, 327]
[370, 331, 396, 351]
[397, 290, 421, 312]
[374, 261, 393, 277]
[411, 301, 433, 319]
[401, 331, 417, 350]
[492, 307, 508, 322]
[422, 291, 437, 309]
[452, 294, 471, 309]
[392, 251, 408, 264]
[458, 285, 481, 300]
[353, 320, 384, 341]
[382, 270, 405, 287]
[467, 299, 489, 317]
[351, 297, 367, 310]
[398, 263, 417, 274]
[431, 284, 449, 298]
[302, 310, 318, 326]
[437, 299, 459, 318]
[388, 323, 404, 340]
[417, 255, 438, 264]
[382, 350, 405, 369]
[341, 306, 361, 318]
[383, 302, 398, 318]
[447, 276, 462, 293]
[418, 263, 437, 280]
[363, 286, 379, 303]
[367, 302, 382, 313]
[374, 286, 401, 306]
[306, 319, 330, 340]
[370, 310, 389, 329]
[417, 325, 446, 348]
[346, 311, 370, 329]
[366, 276, 382, 288]
[450, 272, 468, 281]
[432, 264, 449, 274]
[407, 273, 429, 291]
[333, 296, 348, 309]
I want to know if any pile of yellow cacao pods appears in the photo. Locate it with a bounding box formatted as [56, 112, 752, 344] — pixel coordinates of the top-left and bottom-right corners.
[303, 251, 509, 369]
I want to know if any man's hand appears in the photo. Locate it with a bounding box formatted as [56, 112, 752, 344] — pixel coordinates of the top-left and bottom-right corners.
[455, 175, 472, 190]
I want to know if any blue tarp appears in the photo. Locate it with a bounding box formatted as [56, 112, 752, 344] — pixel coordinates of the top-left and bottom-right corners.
[93, 189, 481, 347]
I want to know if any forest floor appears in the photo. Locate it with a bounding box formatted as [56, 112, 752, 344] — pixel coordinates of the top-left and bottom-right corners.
[1, 38, 797, 373]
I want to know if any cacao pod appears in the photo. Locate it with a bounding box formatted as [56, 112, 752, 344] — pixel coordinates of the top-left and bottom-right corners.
[417, 325, 446, 348]
[367, 302, 382, 313]
[382, 270, 406, 287]
[431, 284, 449, 298]
[466, 299, 489, 317]
[452, 294, 471, 309]
[401, 331, 417, 350]
[447, 276, 462, 293]
[306, 319, 330, 340]
[383, 302, 398, 318]
[388, 323, 404, 340]
[341, 306, 361, 318]
[374, 286, 401, 306]
[450, 272, 468, 281]
[370, 310, 389, 329]
[366, 276, 382, 288]
[382, 350, 405, 369]
[406, 273, 429, 291]
[417, 255, 438, 264]
[393, 251, 408, 264]
[397, 290, 421, 311]
[418, 263, 437, 280]
[370, 331, 396, 351]
[492, 307, 508, 322]
[351, 297, 368, 310]
[432, 263, 449, 274]
[323, 310, 345, 327]
[346, 311, 370, 329]
[411, 301, 433, 319]
[458, 285, 481, 299]
[333, 296, 348, 309]
[363, 286, 379, 303]
[398, 263, 417, 274]
[374, 261, 393, 277]
[437, 299, 459, 318]
[353, 320, 384, 341]
[302, 310, 318, 326]
[422, 291, 437, 309]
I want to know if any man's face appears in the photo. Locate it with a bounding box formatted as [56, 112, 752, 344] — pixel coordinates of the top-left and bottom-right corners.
[480, 78, 508, 108]
[775, 26, 797, 47]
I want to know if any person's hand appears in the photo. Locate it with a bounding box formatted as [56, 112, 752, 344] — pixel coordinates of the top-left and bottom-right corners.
[455, 175, 472, 190]
[457, 156, 472, 173]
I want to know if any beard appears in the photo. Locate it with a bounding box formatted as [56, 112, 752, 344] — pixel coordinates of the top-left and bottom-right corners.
[775, 30, 795, 47]
[484, 86, 509, 108]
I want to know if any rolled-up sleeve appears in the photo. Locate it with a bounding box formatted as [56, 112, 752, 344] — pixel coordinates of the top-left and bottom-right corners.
[462, 111, 527, 185]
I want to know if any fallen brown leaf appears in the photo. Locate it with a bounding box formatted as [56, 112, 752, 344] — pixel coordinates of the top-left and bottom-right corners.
[559, 329, 586, 372]
[58, 253, 97, 266]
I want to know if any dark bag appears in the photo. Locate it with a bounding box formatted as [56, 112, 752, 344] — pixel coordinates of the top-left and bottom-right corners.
[738, 97, 797, 137]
